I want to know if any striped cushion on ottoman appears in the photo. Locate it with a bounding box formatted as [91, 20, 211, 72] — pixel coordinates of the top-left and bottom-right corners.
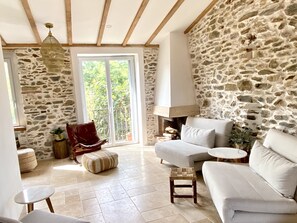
[82, 150, 118, 173]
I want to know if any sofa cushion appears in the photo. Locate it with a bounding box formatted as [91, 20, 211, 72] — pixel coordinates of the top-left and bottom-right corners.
[186, 117, 233, 147]
[181, 124, 215, 148]
[155, 140, 212, 167]
[202, 162, 297, 222]
[264, 129, 297, 163]
[0, 216, 21, 223]
[20, 210, 89, 223]
[250, 141, 297, 199]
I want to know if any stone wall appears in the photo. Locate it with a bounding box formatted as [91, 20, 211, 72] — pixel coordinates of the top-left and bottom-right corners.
[9, 47, 158, 159]
[188, 0, 297, 139]
[15, 48, 77, 159]
[143, 48, 159, 144]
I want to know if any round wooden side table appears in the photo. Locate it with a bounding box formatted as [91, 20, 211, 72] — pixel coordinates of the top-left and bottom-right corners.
[208, 147, 247, 162]
[53, 139, 68, 159]
[14, 185, 55, 213]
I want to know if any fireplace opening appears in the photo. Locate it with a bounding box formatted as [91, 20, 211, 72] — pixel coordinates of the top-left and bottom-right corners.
[157, 116, 187, 140]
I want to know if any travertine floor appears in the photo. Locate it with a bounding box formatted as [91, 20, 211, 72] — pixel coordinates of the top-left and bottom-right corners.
[20, 145, 222, 223]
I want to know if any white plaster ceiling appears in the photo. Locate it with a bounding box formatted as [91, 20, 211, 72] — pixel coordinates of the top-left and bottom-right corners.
[0, 0, 213, 45]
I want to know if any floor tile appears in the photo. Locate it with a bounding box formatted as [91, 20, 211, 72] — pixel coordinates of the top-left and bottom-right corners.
[100, 198, 145, 223]
[20, 145, 221, 223]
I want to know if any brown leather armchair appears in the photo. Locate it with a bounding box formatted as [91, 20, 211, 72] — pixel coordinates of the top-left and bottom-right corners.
[66, 121, 107, 163]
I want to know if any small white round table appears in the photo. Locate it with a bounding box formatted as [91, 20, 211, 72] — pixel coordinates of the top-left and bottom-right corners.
[208, 147, 247, 162]
[14, 185, 55, 213]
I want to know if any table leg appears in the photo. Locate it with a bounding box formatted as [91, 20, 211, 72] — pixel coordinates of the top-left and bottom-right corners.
[27, 203, 34, 213]
[170, 180, 174, 203]
[193, 180, 197, 203]
[46, 198, 54, 213]
[160, 159, 163, 164]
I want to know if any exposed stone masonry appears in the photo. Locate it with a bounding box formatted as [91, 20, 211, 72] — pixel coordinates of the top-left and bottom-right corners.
[15, 48, 77, 159]
[8, 47, 158, 159]
[188, 0, 297, 139]
[144, 48, 159, 145]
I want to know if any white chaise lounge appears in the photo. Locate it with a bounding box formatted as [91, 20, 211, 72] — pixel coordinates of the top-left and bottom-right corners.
[203, 129, 297, 223]
[155, 117, 233, 171]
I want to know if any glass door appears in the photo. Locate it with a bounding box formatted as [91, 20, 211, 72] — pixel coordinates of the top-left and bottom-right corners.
[79, 56, 138, 146]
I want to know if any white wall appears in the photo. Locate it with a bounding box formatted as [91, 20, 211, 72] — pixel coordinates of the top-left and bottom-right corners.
[170, 32, 196, 107]
[0, 41, 23, 218]
[155, 35, 171, 107]
[154, 32, 196, 107]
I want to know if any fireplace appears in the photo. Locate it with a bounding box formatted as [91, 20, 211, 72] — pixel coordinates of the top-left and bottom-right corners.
[157, 116, 187, 140]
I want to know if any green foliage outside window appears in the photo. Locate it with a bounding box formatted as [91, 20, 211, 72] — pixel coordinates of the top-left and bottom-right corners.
[82, 60, 132, 142]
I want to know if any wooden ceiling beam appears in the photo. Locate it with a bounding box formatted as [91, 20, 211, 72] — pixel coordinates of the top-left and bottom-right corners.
[184, 0, 218, 34]
[65, 0, 73, 45]
[97, 0, 112, 46]
[0, 35, 7, 46]
[3, 43, 159, 48]
[122, 0, 149, 46]
[20, 0, 42, 44]
[145, 0, 184, 46]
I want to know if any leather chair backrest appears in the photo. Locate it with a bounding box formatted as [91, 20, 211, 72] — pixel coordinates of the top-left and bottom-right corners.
[66, 121, 100, 146]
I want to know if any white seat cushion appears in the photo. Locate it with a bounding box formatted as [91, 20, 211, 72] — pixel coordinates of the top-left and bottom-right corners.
[202, 162, 297, 222]
[0, 216, 21, 223]
[155, 140, 212, 167]
[20, 210, 89, 223]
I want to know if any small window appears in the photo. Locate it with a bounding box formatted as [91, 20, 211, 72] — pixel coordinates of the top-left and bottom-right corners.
[4, 53, 24, 126]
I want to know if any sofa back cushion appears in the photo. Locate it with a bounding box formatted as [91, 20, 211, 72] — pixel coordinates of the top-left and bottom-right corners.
[250, 140, 297, 199]
[181, 124, 215, 148]
[264, 129, 297, 201]
[264, 129, 297, 163]
[186, 117, 233, 147]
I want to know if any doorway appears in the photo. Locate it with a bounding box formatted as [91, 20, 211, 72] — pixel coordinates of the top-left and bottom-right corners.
[79, 56, 138, 146]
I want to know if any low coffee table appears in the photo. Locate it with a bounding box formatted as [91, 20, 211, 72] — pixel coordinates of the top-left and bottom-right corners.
[14, 185, 55, 213]
[208, 147, 247, 162]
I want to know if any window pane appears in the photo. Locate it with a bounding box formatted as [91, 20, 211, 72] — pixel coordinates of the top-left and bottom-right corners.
[4, 61, 17, 125]
[109, 60, 133, 142]
[82, 60, 109, 140]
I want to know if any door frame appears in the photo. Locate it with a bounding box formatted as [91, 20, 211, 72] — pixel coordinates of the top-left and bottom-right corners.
[78, 56, 139, 146]
[70, 47, 147, 145]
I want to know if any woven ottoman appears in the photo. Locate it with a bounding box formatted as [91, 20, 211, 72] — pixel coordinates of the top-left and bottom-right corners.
[17, 148, 38, 173]
[82, 150, 118, 173]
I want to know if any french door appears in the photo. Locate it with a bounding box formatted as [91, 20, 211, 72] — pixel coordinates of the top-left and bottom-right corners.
[79, 56, 138, 146]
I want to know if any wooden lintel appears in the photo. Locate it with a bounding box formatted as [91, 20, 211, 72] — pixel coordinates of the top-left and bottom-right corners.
[14, 125, 26, 132]
[3, 43, 159, 48]
[184, 0, 218, 34]
[0, 35, 7, 46]
[65, 0, 73, 45]
[97, 0, 112, 46]
[145, 0, 184, 46]
[20, 0, 42, 44]
[122, 0, 149, 46]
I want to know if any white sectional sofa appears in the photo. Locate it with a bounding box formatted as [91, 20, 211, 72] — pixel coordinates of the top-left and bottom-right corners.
[203, 129, 297, 223]
[155, 117, 233, 171]
[0, 210, 89, 223]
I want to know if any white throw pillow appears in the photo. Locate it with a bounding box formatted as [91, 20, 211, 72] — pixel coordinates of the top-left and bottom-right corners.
[180, 124, 215, 148]
[249, 140, 297, 198]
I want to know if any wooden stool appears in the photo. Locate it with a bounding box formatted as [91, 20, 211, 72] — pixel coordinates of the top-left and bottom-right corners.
[169, 167, 197, 203]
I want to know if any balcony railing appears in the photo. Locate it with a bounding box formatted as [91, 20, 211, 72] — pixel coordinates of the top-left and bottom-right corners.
[90, 106, 132, 143]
